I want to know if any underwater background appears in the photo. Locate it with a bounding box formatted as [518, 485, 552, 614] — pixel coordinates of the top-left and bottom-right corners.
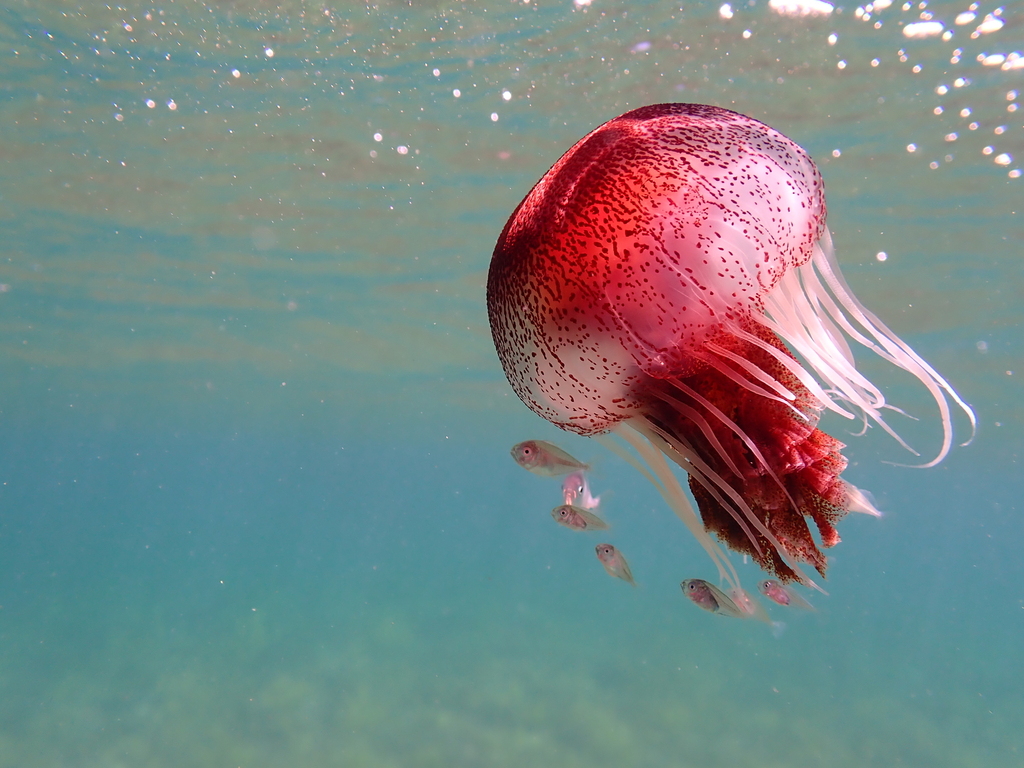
[0, 0, 1022, 765]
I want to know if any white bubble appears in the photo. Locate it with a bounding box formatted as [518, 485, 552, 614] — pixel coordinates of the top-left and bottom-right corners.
[960, 107, 971, 117]
[982, 146, 994, 155]
[912, 64, 922, 73]
[832, 149, 841, 157]
[994, 125, 1007, 135]
[837, 60, 847, 69]
[876, 251, 888, 262]
[264, 47, 274, 57]
[396, 145, 409, 155]
[145, 99, 156, 108]
[935, 85, 948, 95]
[994, 153, 1012, 166]
[828, 33, 838, 45]
[929, 161, 939, 169]
[452, 88, 461, 98]
[870, 58, 880, 67]
[933, 106, 944, 115]
[944, 133, 958, 142]
[719, 3, 734, 19]
[491, 112, 499, 122]
[167, 99, 177, 110]
[1009, 169, 1022, 179]
[114, 113, 124, 121]
[955, 11, 976, 25]
[906, 143, 917, 152]
[502, 90, 512, 101]
[232, 69, 240, 78]
[432, 68, 440, 77]
[373, 132, 382, 142]
[975, 14, 1004, 35]
[742, 29, 752, 38]
[903, 21, 943, 38]
[768, 0, 834, 17]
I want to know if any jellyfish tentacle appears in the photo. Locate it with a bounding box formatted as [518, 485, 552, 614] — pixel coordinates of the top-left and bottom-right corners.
[636, 419, 821, 585]
[727, 324, 856, 420]
[810, 229, 976, 459]
[693, 348, 805, 418]
[642, 419, 771, 560]
[593, 433, 666, 494]
[703, 341, 798, 402]
[648, 386, 747, 480]
[612, 422, 742, 591]
[642, 418, 765, 557]
[762, 292, 924, 456]
[760, 289, 892, 416]
[661, 377, 804, 516]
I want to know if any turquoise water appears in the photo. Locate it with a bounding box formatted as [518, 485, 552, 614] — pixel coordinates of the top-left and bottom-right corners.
[1, 1, 1022, 765]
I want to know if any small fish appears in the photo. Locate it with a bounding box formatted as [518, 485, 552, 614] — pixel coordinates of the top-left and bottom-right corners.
[680, 578, 747, 619]
[562, 471, 601, 510]
[758, 579, 815, 611]
[551, 504, 609, 531]
[511, 440, 588, 477]
[595, 543, 636, 586]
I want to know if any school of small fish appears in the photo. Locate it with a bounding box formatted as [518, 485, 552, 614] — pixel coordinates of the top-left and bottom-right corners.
[511, 439, 816, 626]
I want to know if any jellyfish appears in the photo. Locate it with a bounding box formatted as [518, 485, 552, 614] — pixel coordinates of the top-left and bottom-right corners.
[487, 103, 974, 590]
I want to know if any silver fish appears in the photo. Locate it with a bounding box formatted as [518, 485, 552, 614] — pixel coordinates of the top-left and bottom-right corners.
[680, 578, 747, 619]
[758, 579, 815, 611]
[511, 440, 588, 477]
[551, 504, 609, 531]
[595, 543, 636, 586]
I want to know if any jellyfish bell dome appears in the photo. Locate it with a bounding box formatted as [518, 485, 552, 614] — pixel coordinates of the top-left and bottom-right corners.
[489, 103, 831, 435]
[488, 103, 974, 592]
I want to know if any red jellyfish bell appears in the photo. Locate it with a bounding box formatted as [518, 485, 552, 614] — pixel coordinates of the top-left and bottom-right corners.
[487, 104, 974, 590]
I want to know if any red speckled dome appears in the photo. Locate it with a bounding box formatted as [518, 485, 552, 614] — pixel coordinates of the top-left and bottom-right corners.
[488, 104, 825, 435]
